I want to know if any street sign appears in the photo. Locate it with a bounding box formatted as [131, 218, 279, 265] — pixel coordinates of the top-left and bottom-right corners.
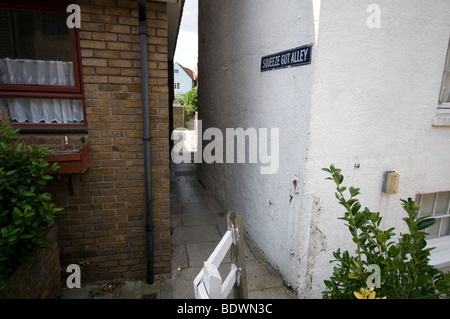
[260, 44, 312, 72]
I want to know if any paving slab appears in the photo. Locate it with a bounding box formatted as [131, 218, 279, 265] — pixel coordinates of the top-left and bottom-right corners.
[60, 284, 98, 299]
[245, 259, 284, 292]
[172, 244, 189, 271]
[172, 266, 201, 299]
[181, 212, 225, 226]
[114, 280, 141, 299]
[172, 224, 222, 245]
[186, 241, 225, 267]
[180, 201, 211, 214]
[248, 286, 297, 299]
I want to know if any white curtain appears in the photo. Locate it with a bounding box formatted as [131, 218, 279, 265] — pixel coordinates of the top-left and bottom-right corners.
[0, 98, 83, 124]
[0, 58, 83, 124]
[0, 58, 74, 86]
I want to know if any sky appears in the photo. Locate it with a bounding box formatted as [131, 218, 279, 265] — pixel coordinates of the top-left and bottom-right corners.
[174, 0, 198, 72]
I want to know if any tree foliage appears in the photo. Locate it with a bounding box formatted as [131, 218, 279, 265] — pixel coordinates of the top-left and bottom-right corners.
[183, 87, 198, 115]
[0, 118, 62, 289]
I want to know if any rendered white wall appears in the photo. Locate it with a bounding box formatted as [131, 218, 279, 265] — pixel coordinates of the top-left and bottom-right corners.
[198, 0, 316, 286]
[297, 0, 450, 298]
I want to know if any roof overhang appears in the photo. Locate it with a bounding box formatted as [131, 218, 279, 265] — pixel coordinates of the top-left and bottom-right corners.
[153, 0, 185, 60]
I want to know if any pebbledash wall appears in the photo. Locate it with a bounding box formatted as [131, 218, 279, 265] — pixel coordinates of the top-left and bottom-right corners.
[36, 0, 174, 284]
[198, 0, 450, 298]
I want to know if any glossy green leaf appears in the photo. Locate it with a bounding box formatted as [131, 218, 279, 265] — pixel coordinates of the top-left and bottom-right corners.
[417, 218, 436, 230]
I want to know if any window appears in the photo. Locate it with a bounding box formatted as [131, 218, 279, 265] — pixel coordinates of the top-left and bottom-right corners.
[174, 82, 181, 90]
[417, 191, 450, 239]
[432, 39, 450, 126]
[439, 39, 450, 105]
[0, 2, 86, 131]
[174, 69, 179, 74]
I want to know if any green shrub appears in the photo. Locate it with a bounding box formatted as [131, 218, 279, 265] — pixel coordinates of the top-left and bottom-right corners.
[183, 87, 198, 115]
[0, 118, 62, 289]
[322, 164, 450, 299]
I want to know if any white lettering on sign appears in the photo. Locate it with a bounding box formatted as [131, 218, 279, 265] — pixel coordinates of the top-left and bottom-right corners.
[261, 44, 312, 72]
[262, 56, 281, 69]
[280, 52, 291, 65]
[290, 48, 309, 63]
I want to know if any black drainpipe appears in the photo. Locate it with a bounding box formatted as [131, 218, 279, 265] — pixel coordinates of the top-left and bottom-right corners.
[138, 0, 153, 285]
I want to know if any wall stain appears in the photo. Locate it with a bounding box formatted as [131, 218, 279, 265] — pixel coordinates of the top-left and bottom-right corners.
[300, 196, 327, 298]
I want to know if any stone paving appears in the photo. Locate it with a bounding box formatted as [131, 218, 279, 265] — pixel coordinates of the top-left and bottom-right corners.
[170, 159, 296, 299]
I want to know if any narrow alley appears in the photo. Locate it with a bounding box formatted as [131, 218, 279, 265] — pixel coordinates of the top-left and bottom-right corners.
[169, 122, 296, 299]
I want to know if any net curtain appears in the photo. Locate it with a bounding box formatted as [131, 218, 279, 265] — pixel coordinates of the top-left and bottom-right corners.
[0, 58, 83, 124]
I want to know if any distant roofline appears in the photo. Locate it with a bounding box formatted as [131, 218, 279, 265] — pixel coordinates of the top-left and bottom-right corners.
[174, 61, 194, 80]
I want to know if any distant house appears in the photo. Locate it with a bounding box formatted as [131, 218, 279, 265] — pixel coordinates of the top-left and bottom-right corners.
[173, 61, 194, 94]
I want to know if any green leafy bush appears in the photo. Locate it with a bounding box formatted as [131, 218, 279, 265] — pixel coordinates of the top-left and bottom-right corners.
[322, 164, 450, 299]
[183, 87, 198, 115]
[0, 118, 62, 289]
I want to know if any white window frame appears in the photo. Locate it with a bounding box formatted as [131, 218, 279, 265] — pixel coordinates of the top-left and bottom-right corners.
[174, 82, 181, 90]
[416, 191, 450, 270]
[433, 39, 450, 126]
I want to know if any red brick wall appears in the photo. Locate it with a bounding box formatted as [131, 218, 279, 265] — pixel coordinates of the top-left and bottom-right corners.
[43, 0, 171, 283]
[0, 226, 61, 299]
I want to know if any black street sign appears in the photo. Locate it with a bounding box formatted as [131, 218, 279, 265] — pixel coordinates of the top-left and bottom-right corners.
[260, 44, 312, 72]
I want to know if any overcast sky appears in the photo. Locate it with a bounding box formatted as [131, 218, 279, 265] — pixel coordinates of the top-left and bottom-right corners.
[174, 0, 198, 71]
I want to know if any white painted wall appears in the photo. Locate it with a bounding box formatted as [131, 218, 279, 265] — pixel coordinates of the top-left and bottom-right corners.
[198, 0, 450, 298]
[198, 0, 316, 286]
[297, 0, 450, 298]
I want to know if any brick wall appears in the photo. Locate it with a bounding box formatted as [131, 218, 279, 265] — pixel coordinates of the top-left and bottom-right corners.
[0, 226, 61, 299]
[43, 0, 171, 283]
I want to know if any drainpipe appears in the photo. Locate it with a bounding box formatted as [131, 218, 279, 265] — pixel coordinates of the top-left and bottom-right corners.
[138, 0, 153, 285]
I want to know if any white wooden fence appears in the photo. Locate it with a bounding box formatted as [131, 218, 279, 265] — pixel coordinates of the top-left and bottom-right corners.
[193, 211, 248, 299]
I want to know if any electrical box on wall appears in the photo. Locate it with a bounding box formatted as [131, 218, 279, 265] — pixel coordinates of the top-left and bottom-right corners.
[383, 171, 400, 194]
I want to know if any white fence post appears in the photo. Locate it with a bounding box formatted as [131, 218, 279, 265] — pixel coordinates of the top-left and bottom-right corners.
[193, 211, 248, 299]
[202, 262, 222, 299]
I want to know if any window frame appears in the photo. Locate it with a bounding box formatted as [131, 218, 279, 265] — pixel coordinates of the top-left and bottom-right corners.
[438, 38, 450, 108]
[0, 0, 87, 132]
[416, 191, 450, 270]
[417, 191, 450, 239]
